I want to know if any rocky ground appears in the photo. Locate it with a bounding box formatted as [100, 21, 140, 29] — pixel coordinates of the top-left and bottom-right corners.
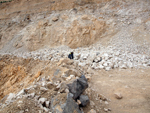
[0, 0, 150, 113]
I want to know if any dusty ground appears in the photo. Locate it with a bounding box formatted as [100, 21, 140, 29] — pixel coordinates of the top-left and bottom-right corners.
[91, 68, 150, 113]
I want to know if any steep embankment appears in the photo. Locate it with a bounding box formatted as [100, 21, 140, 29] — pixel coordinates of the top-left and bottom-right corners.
[0, 0, 149, 53]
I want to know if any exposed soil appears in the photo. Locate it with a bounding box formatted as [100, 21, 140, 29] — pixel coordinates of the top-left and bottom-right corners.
[91, 68, 150, 113]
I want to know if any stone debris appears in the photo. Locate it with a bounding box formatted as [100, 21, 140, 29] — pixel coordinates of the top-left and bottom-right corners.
[38, 98, 47, 105]
[5, 93, 16, 104]
[104, 108, 108, 112]
[45, 101, 50, 108]
[5, 46, 150, 71]
[98, 94, 107, 101]
[114, 93, 123, 99]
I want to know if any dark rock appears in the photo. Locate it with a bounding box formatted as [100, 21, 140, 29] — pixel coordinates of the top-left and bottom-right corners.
[63, 93, 82, 113]
[67, 75, 88, 100]
[79, 95, 89, 107]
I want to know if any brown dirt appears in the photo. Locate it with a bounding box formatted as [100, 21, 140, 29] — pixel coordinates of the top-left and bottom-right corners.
[91, 68, 150, 113]
[0, 55, 49, 100]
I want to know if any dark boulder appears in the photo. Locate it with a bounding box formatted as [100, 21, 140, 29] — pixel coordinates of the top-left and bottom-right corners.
[79, 95, 89, 107]
[67, 75, 88, 100]
[63, 93, 82, 113]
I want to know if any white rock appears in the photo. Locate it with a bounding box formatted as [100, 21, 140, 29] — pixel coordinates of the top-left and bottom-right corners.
[70, 75, 75, 78]
[39, 98, 47, 105]
[43, 107, 49, 112]
[40, 87, 48, 92]
[45, 101, 50, 108]
[103, 63, 108, 67]
[17, 100, 23, 104]
[127, 62, 133, 68]
[27, 93, 35, 98]
[65, 89, 69, 93]
[105, 101, 109, 105]
[82, 55, 88, 60]
[119, 64, 127, 69]
[78, 62, 86, 67]
[91, 63, 97, 69]
[115, 51, 120, 56]
[104, 108, 108, 112]
[103, 53, 109, 57]
[105, 67, 111, 71]
[16, 89, 26, 96]
[99, 64, 104, 69]
[114, 63, 119, 68]
[6, 93, 15, 103]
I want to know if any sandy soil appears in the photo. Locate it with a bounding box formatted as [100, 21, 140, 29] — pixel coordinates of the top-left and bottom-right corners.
[91, 68, 150, 113]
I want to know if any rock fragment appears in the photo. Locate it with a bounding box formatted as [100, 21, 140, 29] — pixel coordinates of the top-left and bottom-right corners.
[38, 98, 47, 105]
[114, 93, 123, 99]
[79, 95, 89, 107]
[52, 17, 59, 22]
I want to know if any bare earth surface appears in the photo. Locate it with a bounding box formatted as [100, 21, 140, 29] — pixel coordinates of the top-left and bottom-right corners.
[91, 69, 150, 113]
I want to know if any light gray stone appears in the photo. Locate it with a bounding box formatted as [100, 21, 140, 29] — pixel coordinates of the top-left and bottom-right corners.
[39, 98, 47, 105]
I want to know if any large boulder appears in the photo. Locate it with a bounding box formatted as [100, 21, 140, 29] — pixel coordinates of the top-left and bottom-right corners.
[67, 75, 88, 100]
[63, 93, 82, 113]
[79, 95, 89, 107]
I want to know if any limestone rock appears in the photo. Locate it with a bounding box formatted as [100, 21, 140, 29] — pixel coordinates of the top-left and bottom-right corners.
[119, 64, 127, 69]
[6, 93, 16, 103]
[114, 93, 123, 99]
[38, 98, 47, 105]
[105, 67, 111, 71]
[45, 101, 50, 108]
[16, 89, 28, 96]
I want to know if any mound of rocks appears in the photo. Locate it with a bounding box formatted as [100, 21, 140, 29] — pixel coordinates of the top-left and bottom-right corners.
[0, 74, 89, 113]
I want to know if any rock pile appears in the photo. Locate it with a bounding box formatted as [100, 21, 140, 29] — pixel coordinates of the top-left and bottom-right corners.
[2, 45, 149, 71]
[0, 74, 89, 113]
